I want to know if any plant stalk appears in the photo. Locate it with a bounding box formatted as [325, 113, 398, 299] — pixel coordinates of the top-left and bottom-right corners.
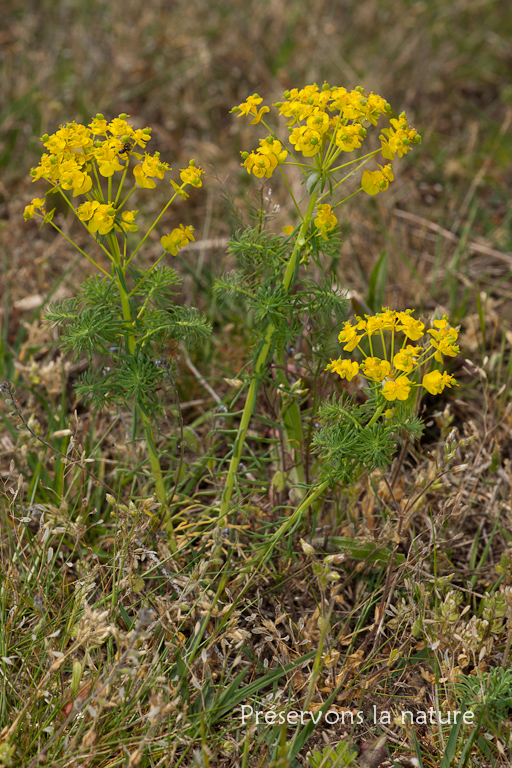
[219, 193, 318, 518]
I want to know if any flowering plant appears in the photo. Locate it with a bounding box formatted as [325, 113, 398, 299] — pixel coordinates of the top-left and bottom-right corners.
[216, 84, 421, 518]
[233, 83, 421, 235]
[313, 308, 459, 486]
[24, 114, 210, 542]
[256, 308, 461, 563]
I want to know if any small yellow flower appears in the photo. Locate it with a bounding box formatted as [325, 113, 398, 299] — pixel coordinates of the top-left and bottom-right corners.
[88, 203, 116, 235]
[107, 116, 132, 136]
[395, 311, 425, 341]
[325, 358, 359, 381]
[381, 377, 412, 401]
[422, 370, 457, 395]
[253, 153, 275, 178]
[161, 225, 195, 255]
[361, 357, 391, 382]
[335, 124, 364, 152]
[59, 158, 92, 195]
[117, 210, 138, 232]
[361, 164, 394, 196]
[232, 94, 270, 124]
[337, 321, 362, 352]
[133, 163, 156, 189]
[427, 317, 460, 362]
[94, 142, 124, 177]
[77, 200, 99, 222]
[289, 125, 322, 157]
[393, 345, 420, 373]
[306, 110, 330, 135]
[258, 137, 287, 163]
[180, 162, 204, 187]
[23, 197, 46, 220]
[141, 153, 169, 180]
[88, 115, 108, 135]
[314, 204, 337, 240]
[380, 112, 421, 160]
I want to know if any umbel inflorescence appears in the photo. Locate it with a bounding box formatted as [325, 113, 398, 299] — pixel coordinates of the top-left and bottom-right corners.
[311, 309, 460, 486]
[24, 113, 202, 255]
[326, 308, 459, 402]
[232, 83, 421, 240]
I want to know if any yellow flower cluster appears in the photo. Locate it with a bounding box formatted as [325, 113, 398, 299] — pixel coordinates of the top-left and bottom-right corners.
[361, 164, 394, 196]
[161, 225, 195, 256]
[314, 204, 337, 239]
[24, 114, 204, 239]
[380, 115, 422, 160]
[240, 137, 288, 179]
[325, 308, 459, 402]
[29, 115, 152, 193]
[232, 83, 421, 172]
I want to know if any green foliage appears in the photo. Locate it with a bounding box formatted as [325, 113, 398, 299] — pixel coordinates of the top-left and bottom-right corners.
[45, 270, 211, 412]
[457, 667, 512, 724]
[75, 349, 166, 411]
[214, 225, 348, 356]
[312, 392, 424, 486]
[225, 226, 289, 274]
[306, 740, 358, 767]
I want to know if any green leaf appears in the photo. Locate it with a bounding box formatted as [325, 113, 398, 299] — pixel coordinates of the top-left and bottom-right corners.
[306, 171, 321, 195]
[367, 249, 388, 312]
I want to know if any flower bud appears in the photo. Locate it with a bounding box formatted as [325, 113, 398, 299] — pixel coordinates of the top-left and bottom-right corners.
[71, 659, 83, 696]
[300, 538, 315, 555]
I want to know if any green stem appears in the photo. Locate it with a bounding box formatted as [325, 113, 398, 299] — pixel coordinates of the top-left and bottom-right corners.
[367, 399, 387, 427]
[273, 343, 306, 487]
[46, 220, 111, 276]
[258, 479, 329, 565]
[109, 235, 175, 548]
[218, 193, 319, 518]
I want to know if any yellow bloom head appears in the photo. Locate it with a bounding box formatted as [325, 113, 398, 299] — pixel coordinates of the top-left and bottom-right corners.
[422, 370, 458, 395]
[381, 377, 411, 402]
[325, 358, 359, 381]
